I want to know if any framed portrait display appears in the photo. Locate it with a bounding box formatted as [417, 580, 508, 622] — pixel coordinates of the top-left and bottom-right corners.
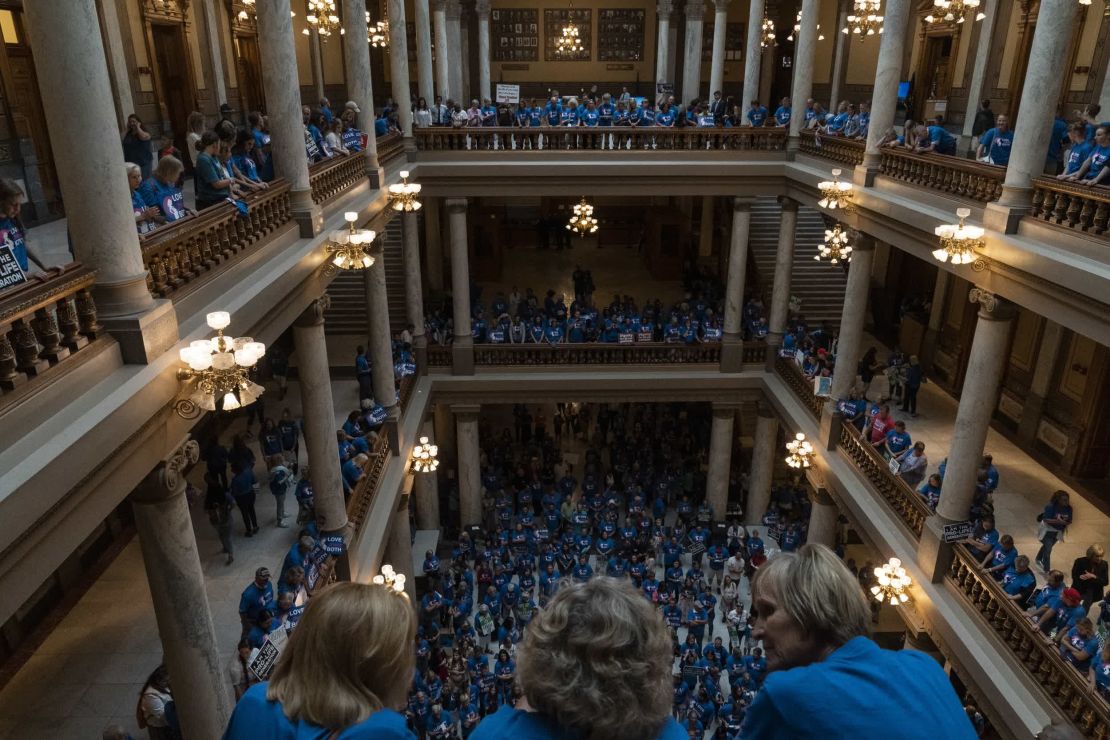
[492, 8, 539, 62]
[598, 9, 645, 61]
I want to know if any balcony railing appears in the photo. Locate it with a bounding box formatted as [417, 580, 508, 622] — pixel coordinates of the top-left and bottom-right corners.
[376, 131, 405, 163]
[413, 126, 788, 152]
[742, 343, 768, 365]
[948, 547, 1110, 737]
[774, 355, 823, 418]
[472, 342, 722, 366]
[1030, 177, 1110, 238]
[798, 131, 865, 166]
[346, 433, 390, 531]
[309, 151, 370, 205]
[838, 421, 932, 539]
[878, 149, 1005, 203]
[0, 263, 105, 404]
[140, 181, 292, 299]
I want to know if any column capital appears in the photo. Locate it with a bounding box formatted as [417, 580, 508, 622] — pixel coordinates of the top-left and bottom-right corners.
[132, 437, 201, 504]
[475, 0, 490, 18]
[432, 0, 447, 11]
[778, 196, 799, 212]
[732, 196, 755, 211]
[853, 233, 877, 251]
[451, 403, 481, 419]
[446, 197, 469, 213]
[657, 0, 675, 16]
[968, 288, 1017, 320]
[685, 0, 706, 20]
[445, 0, 462, 20]
[295, 294, 332, 328]
[712, 0, 734, 10]
[712, 401, 743, 416]
[757, 399, 777, 418]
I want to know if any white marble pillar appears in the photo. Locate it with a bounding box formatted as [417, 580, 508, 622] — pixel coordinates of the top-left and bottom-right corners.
[934, 290, 1015, 523]
[293, 298, 350, 537]
[131, 451, 232, 740]
[741, 0, 763, 115]
[310, 31, 326, 104]
[200, 0, 229, 108]
[857, 0, 911, 181]
[682, 0, 706, 105]
[425, 198, 445, 291]
[447, 198, 473, 374]
[828, 236, 876, 404]
[722, 198, 751, 371]
[455, 405, 482, 526]
[765, 198, 798, 369]
[1100, 58, 1110, 121]
[746, 404, 778, 525]
[255, 0, 322, 236]
[364, 244, 399, 441]
[97, 0, 134, 126]
[828, 2, 851, 112]
[706, 404, 737, 520]
[432, 0, 451, 101]
[403, 210, 428, 369]
[985, 0, 1078, 233]
[414, 420, 441, 529]
[959, 0, 999, 150]
[476, 0, 492, 103]
[787, 0, 819, 151]
[385, 493, 416, 599]
[709, 0, 731, 99]
[414, 0, 436, 107]
[807, 490, 839, 547]
[920, 268, 950, 369]
[341, 0, 383, 186]
[446, 0, 464, 104]
[388, 0, 414, 136]
[656, 0, 674, 89]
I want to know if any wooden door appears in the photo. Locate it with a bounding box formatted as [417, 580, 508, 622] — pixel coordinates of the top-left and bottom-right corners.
[150, 24, 193, 154]
[234, 34, 265, 114]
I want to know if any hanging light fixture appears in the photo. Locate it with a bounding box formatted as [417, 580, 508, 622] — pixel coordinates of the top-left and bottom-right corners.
[412, 436, 440, 473]
[924, 0, 986, 23]
[760, 17, 777, 48]
[786, 11, 825, 41]
[372, 564, 408, 594]
[175, 312, 266, 419]
[933, 207, 985, 265]
[556, 7, 584, 56]
[816, 224, 853, 264]
[871, 558, 912, 606]
[817, 168, 854, 210]
[566, 197, 599, 237]
[785, 432, 815, 469]
[842, 0, 884, 38]
[304, 0, 342, 39]
[325, 211, 377, 271]
[388, 170, 423, 212]
[368, 12, 390, 47]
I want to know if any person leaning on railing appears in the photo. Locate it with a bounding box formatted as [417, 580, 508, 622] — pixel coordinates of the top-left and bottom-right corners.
[138, 156, 190, 226]
[0, 178, 63, 283]
[1061, 125, 1110, 186]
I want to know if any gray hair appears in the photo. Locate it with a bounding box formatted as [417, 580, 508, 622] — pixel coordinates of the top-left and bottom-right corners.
[517, 577, 672, 740]
[124, 162, 141, 177]
[752, 544, 871, 649]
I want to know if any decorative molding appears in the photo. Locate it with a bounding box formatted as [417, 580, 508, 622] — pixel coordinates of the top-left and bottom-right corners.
[997, 391, 1024, 423]
[1035, 418, 1069, 456]
[163, 438, 201, 493]
[296, 294, 332, 327]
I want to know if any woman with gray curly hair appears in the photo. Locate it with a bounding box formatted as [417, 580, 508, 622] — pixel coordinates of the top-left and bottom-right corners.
[471, 576, 684, 740]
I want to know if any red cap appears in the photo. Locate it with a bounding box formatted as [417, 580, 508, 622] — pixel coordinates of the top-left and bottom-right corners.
[1062, 588, 1081, 603]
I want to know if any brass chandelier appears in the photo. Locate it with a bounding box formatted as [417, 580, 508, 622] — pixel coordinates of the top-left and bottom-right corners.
[816, 224, 853, 264]
[925, 0, 986, 23]
[785, 432, 814, 469]
[842, 0, 884, 38]
[304, 0, 341, 39]
[388, 170, 423, 212]
[817, 168, 854, 210]
[566, 197, 598, 237]
[933, 207, 984, 265]
[369, 12, 389, 47]
[325, 211, 377, 271]
[760, 18, 777, 48]
[175, 311, 266, 418]
[556, 19, 583, 55]
[786, 11, 825, 41]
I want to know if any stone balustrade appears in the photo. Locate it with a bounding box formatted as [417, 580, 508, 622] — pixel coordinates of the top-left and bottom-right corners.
[0, 263, 105, 405]
[346, 433, 391, 531]
[471, 342, 722, 366]
[1030, 177, 1110, 238]
[376, 131, 405, 163]
[309, 152, 371, 205]
[878, 149, 1005, 203]
[414, 126, 788, 152]
[837, 421, 932, 539]
[798, 130, 865, 166]
[773, 355, 824, 418]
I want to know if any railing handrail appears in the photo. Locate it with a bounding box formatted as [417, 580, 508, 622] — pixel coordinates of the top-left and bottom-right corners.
[465, 341, 722, 366]
[879, 146, 1006, 181]
[797, 130, 866, 166]
[413, 126, 788, 151]
[376, 131, 405, 163]
[773, 355, 824, 418]
[838, 420, 933, 538]
[0, 263, 96, 324]
[1030, 175, 1110, 200]
[346, 433, 391, 530]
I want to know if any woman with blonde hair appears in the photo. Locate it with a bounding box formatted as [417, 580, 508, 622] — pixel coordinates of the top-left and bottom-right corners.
[741, 544, 975, 738]
[472, 576, 684, 739]
[223, 581, 417, 739]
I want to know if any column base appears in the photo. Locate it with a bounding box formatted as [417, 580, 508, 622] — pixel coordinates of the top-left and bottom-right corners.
[100, 299, 178, 365]
[764, 334, 782, 372]
[382, 405, 401, 455]
[290, 188, 324, 238]
[364, 153, 385, 189]
[819, 407, 843, 451]
[414, 334, 428, 375]
[720, 335, 744, 373]
[983, 197, 1029, 235]
[853, 159, 879, 187]
[785, 135, 799, 161]
[917, 515, 957, 584]
[404, 136, 418, 161]
[91, 272, 156, 318]
[1016, 390, 1045, 444]
[452, 336, 474, 376]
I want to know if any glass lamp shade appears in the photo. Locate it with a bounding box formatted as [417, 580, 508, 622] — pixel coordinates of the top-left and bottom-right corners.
[212, 352, 235, 370]
[221, 392, 241, 411]
[206, 311, 231, 331]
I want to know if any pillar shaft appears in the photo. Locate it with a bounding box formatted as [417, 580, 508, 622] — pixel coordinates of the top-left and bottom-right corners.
[681, 0, 705, 105]
[448, 198, 471, 340]
[200, 0, 228, 108]
[388, 0, 414, 136]
[414, 0, 435, 107]
[828, 237, 875, 402]
[828, 3, 850, 112]
[1017, 319, 1063, 442]
[786, 0, 819, 146]
[920, 267, 949, 368]
[365, 251, 397, 414]
[741, 0, 764, 116]
[476, 0, 492, 103]
[455, 407, 482, 526]
[935, 291, 1015, 522]
[446, 0, 463, 104]
[425, 198, 445, 291]
[293, 299, 350, 535]
[709, 1, 731, 99]
[707, 405, 736, 520]
[131, 454, 232, 740]
[960, 0, 999, 143]
[403, 211, 427, 354]
[310, 31, 326, 104]
[385, 495, 416, 599]
[859, 0, 911, 175]
[746, 407, 778, 525]
[721, 198, 751, 372]
[342, 0, 382, 182]
[656, 1, 673, 87]
[766, 199, 798, 363]
[433, 1, 451, 101]
[807, 492, 838, 547]
[98, 0, 135, 127]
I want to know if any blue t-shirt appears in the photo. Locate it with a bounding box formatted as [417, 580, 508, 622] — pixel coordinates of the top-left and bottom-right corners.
[138, 177, 188, 222]
[980, 127, 1013, 166]
[1084, 144, 1110, 180]
[740, 637, 976, 740]
[988, 544, 1017, 571]
[1059, 628, 1100, 672]
[0, 216, 26, 271]
[747, 106, 768, 127]
[927, 125, 957, 155]
[223, 683, 415, 739]
[195, 151, 230, 201]
[1064, 141, 1093, 174]
[1046, 118, 1068, 161]
[471, 705, 686, 740]
[774, 106, 791, 125]
[1001, 566, 1035, 597]
[885, 430, 911, 455]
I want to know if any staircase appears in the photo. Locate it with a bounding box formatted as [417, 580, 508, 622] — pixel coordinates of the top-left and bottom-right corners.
[325, 216, 412, 336]
[748, 198, 848, 328]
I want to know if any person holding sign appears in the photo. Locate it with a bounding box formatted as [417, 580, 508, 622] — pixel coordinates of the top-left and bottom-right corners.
[138, 156, 189, 225]
[223, 581, 417, 739]
[0, 179, 60, 285]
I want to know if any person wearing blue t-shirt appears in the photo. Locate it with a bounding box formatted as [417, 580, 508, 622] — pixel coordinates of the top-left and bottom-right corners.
[746, 100, 768, 127]
[976, 114, 1013, 165]
[1057, 123, 1094, 178]
[1000, 555, 1037, 604]
[981, 534, 1017, 579]
[740, 545, 976, 739]
[138, 158, 189, 224]
[1058, 618, 1100, 672]
[1064, 124, 1110, 185]
[1031, 586, 1086, 635]
[883, 421, 911, 458]
[1035, 490, 1073, 572]
[916, 123, 957, 155]
[824, 102, 850, 134]
[773, 96, 792, 127]
[193, 131, 233, 210]
[656, 103, 677, 127]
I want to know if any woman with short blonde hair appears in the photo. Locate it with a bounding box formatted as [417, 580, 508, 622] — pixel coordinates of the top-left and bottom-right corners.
[223, 581, 417, 739]
[472, 576, 684, 740]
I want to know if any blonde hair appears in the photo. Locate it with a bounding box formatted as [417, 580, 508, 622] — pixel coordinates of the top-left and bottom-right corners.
[752, 544, 871, 649]
[267, 581, 415, 730]
[516, 577, 672, 740]
[1088, 544, 1105, 559]
[154, 155, 184, 182]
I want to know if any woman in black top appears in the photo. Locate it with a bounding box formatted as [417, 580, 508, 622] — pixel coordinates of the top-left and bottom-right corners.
[1071, 544, 1108, 609]
[122, 114, 154, 180]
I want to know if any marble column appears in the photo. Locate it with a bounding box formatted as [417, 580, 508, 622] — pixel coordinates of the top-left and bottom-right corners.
[446, 0, 464, 104]
[256, 0, 322, 237]
[959, 0, 999, 153]
[476, 0, 492, 103]
[25, 0, 177, 365]
[920, 268, 950, 370]
[310, 31, 326, 104]
[1017, 319, 1064, 444]
[199, 0, 229, 108]
[414, 0, 435, 107]
[709, 0, 731, 99]
[455, 404, 482, 526]
[765, 198, 798, 370]
[823, 236, 876, 437]
[364, 243, 400, 451]
[447, 198, 473, 375]
[425, 198, 445, 291]
[293, 298, 350, 538]
[656, 0, 674, 88]
[1100, 57, 1110, 120]
[721, 197, 752, 372]
[856, 0, 911, 182]
[342, 0, 383, 187]
[828, 1, 851, 112]
[385, 491, 416, 599]
[707, 403, 738, 520]
[388, 0, 414, 136]
[807, 488, 839, 547]
[746, 403, 778, 525]
[786, 0, 819, 152]
[682, 0, 706, 105]
[131, 446, 232, 740]
[97, 0, 134, 127]
[403, 210, 428, 370]
[432, 0, 451, 101]
[984, 0, 1078, 233]
[741, 0, 764, 115]
[414, 422, 441, 529]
